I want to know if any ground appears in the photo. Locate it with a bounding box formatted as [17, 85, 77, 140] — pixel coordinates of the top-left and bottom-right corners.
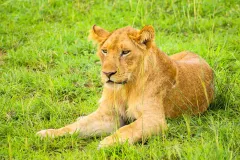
[0, 0, 239, 159]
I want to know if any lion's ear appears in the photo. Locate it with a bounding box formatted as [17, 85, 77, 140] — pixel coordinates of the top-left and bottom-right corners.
[89, 25, 110, 44]
[130, 25, 155, 49]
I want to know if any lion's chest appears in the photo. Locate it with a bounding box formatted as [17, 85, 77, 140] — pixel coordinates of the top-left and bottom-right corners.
[125, 95, 144, 119]
[114, 88, 146, 120]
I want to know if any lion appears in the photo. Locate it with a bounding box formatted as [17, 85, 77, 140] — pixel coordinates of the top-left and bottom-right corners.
[37, 25, 214, 148]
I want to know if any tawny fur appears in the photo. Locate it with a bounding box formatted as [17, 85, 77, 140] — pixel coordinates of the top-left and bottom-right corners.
[37, 25, 214, 148]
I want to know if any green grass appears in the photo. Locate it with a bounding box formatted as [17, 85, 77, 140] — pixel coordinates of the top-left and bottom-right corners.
[0, 0, 239, 159]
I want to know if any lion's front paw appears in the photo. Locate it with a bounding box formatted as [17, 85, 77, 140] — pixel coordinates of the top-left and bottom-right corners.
[36, 129, 56, 138]
[98, 135, 116, 149]
[98, 134, 129, 149]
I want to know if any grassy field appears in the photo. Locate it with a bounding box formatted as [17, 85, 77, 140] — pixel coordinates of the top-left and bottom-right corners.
[0, 0, 239, 159]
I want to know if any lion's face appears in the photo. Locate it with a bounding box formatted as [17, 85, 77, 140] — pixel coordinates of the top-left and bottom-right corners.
[98, 31, 143, 87]
[89, 25, 155, 88]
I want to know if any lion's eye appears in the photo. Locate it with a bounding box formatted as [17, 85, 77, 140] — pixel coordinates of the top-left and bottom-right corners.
[101, 49, 107, 55]
[121, 50, 131, 57]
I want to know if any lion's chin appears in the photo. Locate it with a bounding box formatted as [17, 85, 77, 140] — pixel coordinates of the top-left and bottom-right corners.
[106, 80, 127, 85]
[104, 80, 128, 89]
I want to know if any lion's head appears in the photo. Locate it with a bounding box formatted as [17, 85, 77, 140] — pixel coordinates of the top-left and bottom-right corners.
[89, 25, 155, 88]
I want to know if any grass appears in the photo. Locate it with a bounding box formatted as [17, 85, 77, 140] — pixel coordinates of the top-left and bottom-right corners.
[0, 0, 239, 159]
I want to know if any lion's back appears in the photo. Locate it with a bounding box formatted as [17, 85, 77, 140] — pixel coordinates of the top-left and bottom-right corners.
[164, 51, 214, 118]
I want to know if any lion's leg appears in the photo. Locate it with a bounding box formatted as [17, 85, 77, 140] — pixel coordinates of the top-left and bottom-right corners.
[98, 113, 167, 148]
[37, 109, 122, 138]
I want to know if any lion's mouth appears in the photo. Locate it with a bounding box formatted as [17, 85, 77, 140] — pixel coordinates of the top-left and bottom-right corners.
[106, 80, 127, 85]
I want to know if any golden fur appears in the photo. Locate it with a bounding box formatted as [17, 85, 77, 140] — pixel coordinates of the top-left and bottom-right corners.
[37, 25, 214, 148]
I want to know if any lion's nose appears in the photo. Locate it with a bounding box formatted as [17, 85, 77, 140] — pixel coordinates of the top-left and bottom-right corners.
[103, 71, 117, 78]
